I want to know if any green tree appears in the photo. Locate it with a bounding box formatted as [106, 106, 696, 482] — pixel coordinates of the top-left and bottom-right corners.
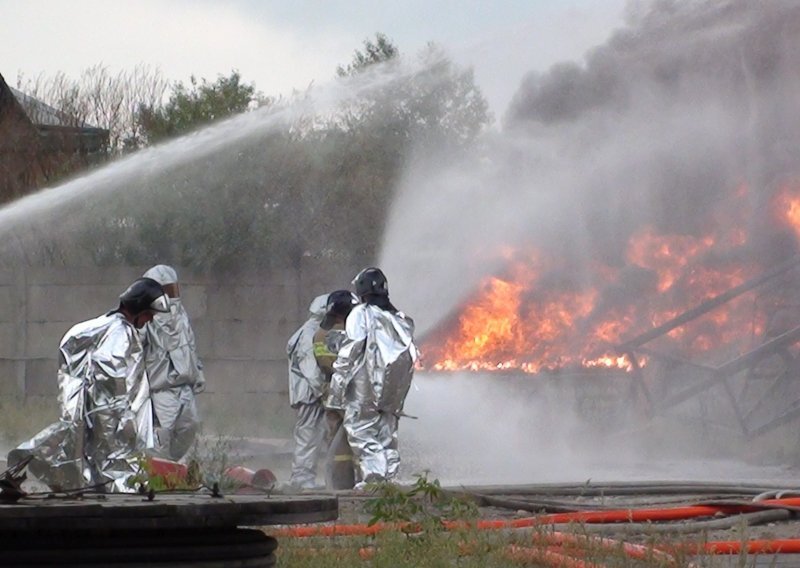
[304, 35, 493, 259]
[337, 33, 399, 77]
[335, 36, 491, 151]
[15, 39, 491, 269]
[138, 70, 261, 144]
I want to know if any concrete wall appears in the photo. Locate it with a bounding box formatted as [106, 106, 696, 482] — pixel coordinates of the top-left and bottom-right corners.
[0, 259, 357, 438]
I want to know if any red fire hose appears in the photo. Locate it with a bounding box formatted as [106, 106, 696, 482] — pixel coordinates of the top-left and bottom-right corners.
[665, 539, 800, 555]
[274, 491, 800, 567]
[276, 496, 800, 538]
[536, 531, 682, 564]
[224, 466, 278, 490]
[505, 545, 599, 568]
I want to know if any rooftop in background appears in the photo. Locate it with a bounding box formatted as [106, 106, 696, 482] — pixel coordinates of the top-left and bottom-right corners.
[3, 79, 108, 150]
[0, 72, 109, 203]
[9, 86, 82, 128]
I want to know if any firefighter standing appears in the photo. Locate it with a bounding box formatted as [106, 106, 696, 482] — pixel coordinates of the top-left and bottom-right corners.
[327, 268, 418, 487]
[141, 265, 205, 462]
[286, 294, 330, 489]
[313, 290, 359, 489]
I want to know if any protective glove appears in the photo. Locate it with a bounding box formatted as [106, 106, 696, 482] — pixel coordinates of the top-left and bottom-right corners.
[193, 372, 206, 394]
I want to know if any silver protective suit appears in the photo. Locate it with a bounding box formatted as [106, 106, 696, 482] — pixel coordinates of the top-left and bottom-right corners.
[143, 297, 205, 461]
[287, 294, 328, 488]
[327, 304, 417, 483]
[7, 313, 153, 492]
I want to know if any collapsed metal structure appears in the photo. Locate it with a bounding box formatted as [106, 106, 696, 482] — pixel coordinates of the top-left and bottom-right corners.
[617, 255, 800, 438]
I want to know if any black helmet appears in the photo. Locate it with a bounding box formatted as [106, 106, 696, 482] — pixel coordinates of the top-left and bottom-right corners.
[321, 290, 359, 329]
[352, 267, 388, 298]
[119, 277, 170, 315]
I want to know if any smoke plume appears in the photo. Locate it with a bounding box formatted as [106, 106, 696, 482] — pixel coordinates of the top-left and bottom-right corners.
[382, 0, 800, 335]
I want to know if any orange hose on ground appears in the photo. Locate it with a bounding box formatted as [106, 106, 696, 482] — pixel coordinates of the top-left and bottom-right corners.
[274, 496, 800, 538]
[358, 547, 375, 560]
[539, 531, 681, 565]
[274, 522, 403, 537]
[441, 503, 740, 531]
[277, 546, 376, 560]
[278, 538, 800, 562]
[665, 539, 800, 555]
[504, 544, 603, 568]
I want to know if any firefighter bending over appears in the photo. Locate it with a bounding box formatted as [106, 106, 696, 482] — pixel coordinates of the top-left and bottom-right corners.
[327, 268, 418, 487]
[7, 278, 170, 492]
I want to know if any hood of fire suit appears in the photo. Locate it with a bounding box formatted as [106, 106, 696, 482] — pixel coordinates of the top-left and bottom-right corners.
[287, 294, 329, 406]
[307, 294, 329, 319]
[9, 312, 153, 493]
[143, 264, 178, 286]
[327, 304, 418, 413]
[144, 298, 204, 391]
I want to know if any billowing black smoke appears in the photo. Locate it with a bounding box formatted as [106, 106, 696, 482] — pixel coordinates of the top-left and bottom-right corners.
[382, 0, 800, 335]
[505, 0, 800, 259]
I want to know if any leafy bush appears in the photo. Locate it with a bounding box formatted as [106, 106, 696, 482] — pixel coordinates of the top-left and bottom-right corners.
[364, 471, 478, 526]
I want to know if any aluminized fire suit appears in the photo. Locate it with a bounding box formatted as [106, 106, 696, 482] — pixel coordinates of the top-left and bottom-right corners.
[143, 297, 204, 461]
[327, 304, 417, 483]
[7, 312, 154, 492]
[287, 294, 329, 488]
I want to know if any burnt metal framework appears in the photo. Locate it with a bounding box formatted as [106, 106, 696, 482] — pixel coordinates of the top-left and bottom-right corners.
[616, 255, 800, 437]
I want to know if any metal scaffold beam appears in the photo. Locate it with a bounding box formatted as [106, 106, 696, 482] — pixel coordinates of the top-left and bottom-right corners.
[616, 255, 800, 437]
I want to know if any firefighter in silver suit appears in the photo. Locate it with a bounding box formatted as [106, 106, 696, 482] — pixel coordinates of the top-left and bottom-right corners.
[313, 290, 359, 490]
[141, 265, 205, 461]
[287, 294, 330, 489]
[327, 268, 418, 486]
[7, 278, 170, 492]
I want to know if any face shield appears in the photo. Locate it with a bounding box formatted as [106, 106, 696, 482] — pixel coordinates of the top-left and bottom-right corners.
[149, 294, 171, 314]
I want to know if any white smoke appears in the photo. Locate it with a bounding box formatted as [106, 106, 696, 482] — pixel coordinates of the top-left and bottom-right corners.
[382, 0, 800, 482]
[382, 0, 800, 334]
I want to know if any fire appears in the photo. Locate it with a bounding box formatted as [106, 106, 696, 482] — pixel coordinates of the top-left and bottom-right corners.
[773, 188, 800, 241]
[423, 184, 800, 374]
[582, 355, 637, 372]
[626, 228, 715, 292]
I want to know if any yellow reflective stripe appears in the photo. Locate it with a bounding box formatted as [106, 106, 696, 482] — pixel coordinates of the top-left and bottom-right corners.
[313, 342, 334, 357]
[333, 455, 353, 462]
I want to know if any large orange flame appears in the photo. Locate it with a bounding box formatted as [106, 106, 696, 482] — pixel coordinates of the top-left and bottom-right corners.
[424, 184, 800, 373]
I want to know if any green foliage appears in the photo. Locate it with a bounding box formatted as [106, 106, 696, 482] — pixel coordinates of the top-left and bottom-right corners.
[277, 523, 703, 567]
[126, 455, 201, 492]
[363, 480, 423, 525]
[138, 70, 262, 143]
[337, 33, 399, 77]
[363, 472, 479, 526]
[336, 39, 492, 152]
[279, 529, 525, 568]
[125, 433, 244, 494]
[184, 432, 242, 490]
[8, 37, 491, 269]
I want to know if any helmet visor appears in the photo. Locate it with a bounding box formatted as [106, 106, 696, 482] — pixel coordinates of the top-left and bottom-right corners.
[149, 293, 171, 313]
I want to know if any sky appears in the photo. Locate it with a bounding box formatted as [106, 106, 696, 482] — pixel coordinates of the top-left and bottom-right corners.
[0, 0, 628, 117]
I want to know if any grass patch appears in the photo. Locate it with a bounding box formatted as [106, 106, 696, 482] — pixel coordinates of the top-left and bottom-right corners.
[274, 473, 764, 567]
[277, 529, 531, 567]
[275, 526, 730, 567]
[0, 396, 58, 449]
